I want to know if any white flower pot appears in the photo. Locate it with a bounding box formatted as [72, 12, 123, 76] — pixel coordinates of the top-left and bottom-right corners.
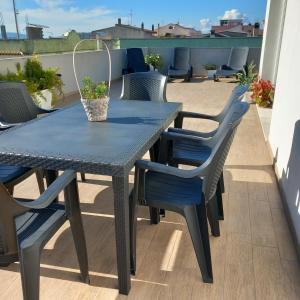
[242, 91, 254, 103]
[81, 97, 109, 122]
[33, 89, 53, 109]
[207, 70, 217, 79]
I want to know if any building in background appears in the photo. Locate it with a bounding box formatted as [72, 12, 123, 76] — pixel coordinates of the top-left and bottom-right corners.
[156, 23, 202, 37]
[92, 18, 155, 39]
[210, 19, 263, 37]
[26, 23, 49, 39]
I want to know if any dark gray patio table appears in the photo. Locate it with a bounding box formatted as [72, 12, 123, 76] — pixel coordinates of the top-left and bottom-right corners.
[0, 99, 182, 294]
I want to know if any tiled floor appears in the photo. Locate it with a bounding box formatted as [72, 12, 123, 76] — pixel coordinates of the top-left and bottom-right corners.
[1, 77, 299, 299]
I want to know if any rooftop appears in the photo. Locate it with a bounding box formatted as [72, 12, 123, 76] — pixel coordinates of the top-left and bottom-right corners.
[2, 78, 299, 299]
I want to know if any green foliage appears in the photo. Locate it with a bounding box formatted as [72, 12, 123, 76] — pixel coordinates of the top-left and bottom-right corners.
[81, 76, 108, 100]
[204, 64, 217, 70]
[0, 56, 63, 106]
[235, 62, 257, 86]
[145, 53, 163, 70]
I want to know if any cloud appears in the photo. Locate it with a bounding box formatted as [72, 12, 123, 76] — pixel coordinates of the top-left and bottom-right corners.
[219, 9, 246, 20]
[0, 0, 117, 36]
[199, 18, 211, 33]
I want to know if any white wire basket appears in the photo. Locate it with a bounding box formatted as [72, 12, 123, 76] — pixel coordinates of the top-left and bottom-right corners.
[72, 39, 112, 121]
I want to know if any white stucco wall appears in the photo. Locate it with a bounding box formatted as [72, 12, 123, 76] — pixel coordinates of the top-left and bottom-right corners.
[259, 0, 287, 83]
[0, 49, 126, 94]
[269, 0, 300, 250]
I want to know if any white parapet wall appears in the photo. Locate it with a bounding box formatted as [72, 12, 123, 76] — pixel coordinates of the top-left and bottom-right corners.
[0, 47, 261, 95]
[268, 0, 300, 254]
[0, 49, 127, 95]
[259, 0, 287, 83]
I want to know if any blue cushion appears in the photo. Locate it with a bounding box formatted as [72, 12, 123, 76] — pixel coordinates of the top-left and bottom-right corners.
[0, 164, 31, 183]
[145, 171, 203, 206]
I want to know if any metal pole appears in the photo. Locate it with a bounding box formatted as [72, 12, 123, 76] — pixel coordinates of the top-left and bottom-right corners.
[12, 0, 20, 39]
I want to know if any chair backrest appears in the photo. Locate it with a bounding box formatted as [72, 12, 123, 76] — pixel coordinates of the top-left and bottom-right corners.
[216, 84, 249, 122]
[121, 72, 167, 102]
[0, 81, 41, 123]
[189, 102, 249, 201]
[228, 47, 249, 70]
[173, 47, 190, 71]
[126, 48, 149, 73]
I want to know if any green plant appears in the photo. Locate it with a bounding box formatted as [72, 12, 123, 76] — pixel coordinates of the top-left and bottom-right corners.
[235, 62, 257, 85]
[81, 76, 108, 100]
[250, 79, 274, 108]
[145, 53, 163, 70]
[0, 56, 63, 106]
[204, 64, 217, 70]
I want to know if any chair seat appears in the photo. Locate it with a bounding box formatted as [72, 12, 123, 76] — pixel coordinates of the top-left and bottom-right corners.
[168, 69, 189, 77]
[0, 164, 31, 184]
[173, 140, 212, 165]
[16, 203, 66, 247]
[145, 171, 203, 205]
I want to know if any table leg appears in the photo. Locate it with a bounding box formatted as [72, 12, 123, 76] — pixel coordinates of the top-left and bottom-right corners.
[112, 175, 131, 295]
[149, 139, 161, 224]
[45, 170, 59, 202]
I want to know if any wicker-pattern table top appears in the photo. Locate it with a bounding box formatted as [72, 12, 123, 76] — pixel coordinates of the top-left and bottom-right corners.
[0, 100, 182, 176]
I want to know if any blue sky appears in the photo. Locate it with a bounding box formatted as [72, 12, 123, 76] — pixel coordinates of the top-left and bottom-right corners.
[1, 0, 267, 36]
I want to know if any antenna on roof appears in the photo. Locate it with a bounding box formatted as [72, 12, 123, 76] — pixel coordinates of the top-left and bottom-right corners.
[0, 13, 4, 25]
[12, 0, 20, 39]
[129, 9, 133, 25]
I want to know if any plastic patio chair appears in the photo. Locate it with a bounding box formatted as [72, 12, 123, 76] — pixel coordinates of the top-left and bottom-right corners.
[0, 81, 86, 182]
[170, 84, 249, 195]
[129, 101, 249, 283]
[168, 47, 193, 82]
[0, 170, 89, 300]
[121, 71, 168, 223]
[122, 48, 150, 74]
[121, 71, 167, 103]
[214, 47, 249, 80]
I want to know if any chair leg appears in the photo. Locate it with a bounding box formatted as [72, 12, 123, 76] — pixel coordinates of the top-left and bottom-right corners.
[19, 245, 41, 300]
[216, 183, 224, 220]
[35, 169, 45, 194]
[80, 173, 86, 182]
[65, 179, 89, 283]
[184, 203, 213, 283]
[129, 192, 137, 275]
[207, 196, 220, 237]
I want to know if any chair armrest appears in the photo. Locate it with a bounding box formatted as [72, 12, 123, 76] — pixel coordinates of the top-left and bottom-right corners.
[168, 127, 217, 139]
[174, 111, 218, 128]
[136, 160, 200, 178]
[15, 170, 76, 209]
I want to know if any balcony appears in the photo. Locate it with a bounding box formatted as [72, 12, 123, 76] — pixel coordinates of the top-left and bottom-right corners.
[1, 78, 298, 299]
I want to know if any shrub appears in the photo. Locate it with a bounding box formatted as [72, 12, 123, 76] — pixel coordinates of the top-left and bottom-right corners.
[251, 79, 274, 108]
[145, 53, 163, 70]
[0, 56, 63, 106]
[204, 64, 217, 70]
[235, 62, 257, 86]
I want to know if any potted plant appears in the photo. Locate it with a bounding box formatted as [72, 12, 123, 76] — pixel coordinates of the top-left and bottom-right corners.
[250, 79, 274, 108]
[81, 76, 109, 122]
[235, 62, 257, 102]
[204, 64, 217, 79]
[24, 57, 63, 109]
[145, 53, 163, 71]
[0, 57, 63, 109]
[250, 78, 275, 140]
